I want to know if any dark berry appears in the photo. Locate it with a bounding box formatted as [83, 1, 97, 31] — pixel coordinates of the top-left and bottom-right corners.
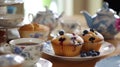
[80, 50, 100, 57]
[71, 37, 76, 40]
[89, 50, 95, 53]
[87, 50, 94, 56]
[89, 37, 95, 43]
[77, 41, 82, 45]
[83, 30, 88, 34]
[80, 52, 87, 57]
[95, 51, 100, 56]
[91, 53, 98, 56]
[89, 50, 100, 56]
[90, 28, 94, 32]
[91, 51, 100, 56]
[59, 30, 64, 35]
[88, 50, 95, 55]
[86, 51, 92, 56]
[59, 37, 66, 42]
[83, 30, 88, 36]
[82, 34, 85, 36]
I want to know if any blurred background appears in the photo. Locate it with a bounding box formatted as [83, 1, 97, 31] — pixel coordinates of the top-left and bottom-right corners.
[1, 0, 120, 39]
[22, 0, 103, 23]
[22, 0, 103, 16]
[3, 0, 120, 23]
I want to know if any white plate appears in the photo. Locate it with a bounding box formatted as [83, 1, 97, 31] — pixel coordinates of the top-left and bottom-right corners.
[23, 58, 52, 67]
[43, 41, 115, 61]
[34, 58, 52, 67]
[95, 55, 120, 67]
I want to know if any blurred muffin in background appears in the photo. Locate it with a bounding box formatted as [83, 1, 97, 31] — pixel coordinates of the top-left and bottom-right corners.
[18, 23, 50, 41]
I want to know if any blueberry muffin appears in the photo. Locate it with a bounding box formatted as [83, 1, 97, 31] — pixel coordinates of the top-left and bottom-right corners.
[18, 23, 50, 40]
[81, 28, 104, 51]
[51, 31, 84, 57]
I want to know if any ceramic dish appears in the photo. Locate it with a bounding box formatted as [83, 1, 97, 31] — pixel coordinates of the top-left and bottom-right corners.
[34, 58, 52, 67]
[0, 54, 25, 67]
[95, 55, 120, 67]
[24, 58, 52, 67]
[43, 41, 115, 61]
[0, 44, 52, 67]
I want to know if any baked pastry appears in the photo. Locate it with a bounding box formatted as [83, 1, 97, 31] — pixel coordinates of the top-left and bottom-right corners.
[18, 23, 50, 40]
[51, 31, 84, 57]
[81, 28, 104, 51]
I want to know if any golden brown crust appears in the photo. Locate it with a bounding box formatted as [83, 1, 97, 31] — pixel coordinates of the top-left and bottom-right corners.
[81, 29, 104, 51]
[51, 33, 84, 57]
[82, 33, 103, 43]
[19, 23, 34, 31]
[19, 23, 49, 32]
[33, 23, 49, 31]
[51, 38, 83, 56]
[82, 29, 104, 43]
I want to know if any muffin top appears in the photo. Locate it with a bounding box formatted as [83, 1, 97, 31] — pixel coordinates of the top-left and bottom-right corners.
[81, 28, 104, 43]
[19, 23, 49, 32]
[51, 31, 84, 46]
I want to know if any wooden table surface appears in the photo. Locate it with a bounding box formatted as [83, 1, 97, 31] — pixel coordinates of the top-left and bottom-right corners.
[41, 15, 120, 67]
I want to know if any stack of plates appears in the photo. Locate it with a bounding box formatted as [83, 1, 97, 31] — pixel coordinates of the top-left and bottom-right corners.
[0, 14, 23, 27]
